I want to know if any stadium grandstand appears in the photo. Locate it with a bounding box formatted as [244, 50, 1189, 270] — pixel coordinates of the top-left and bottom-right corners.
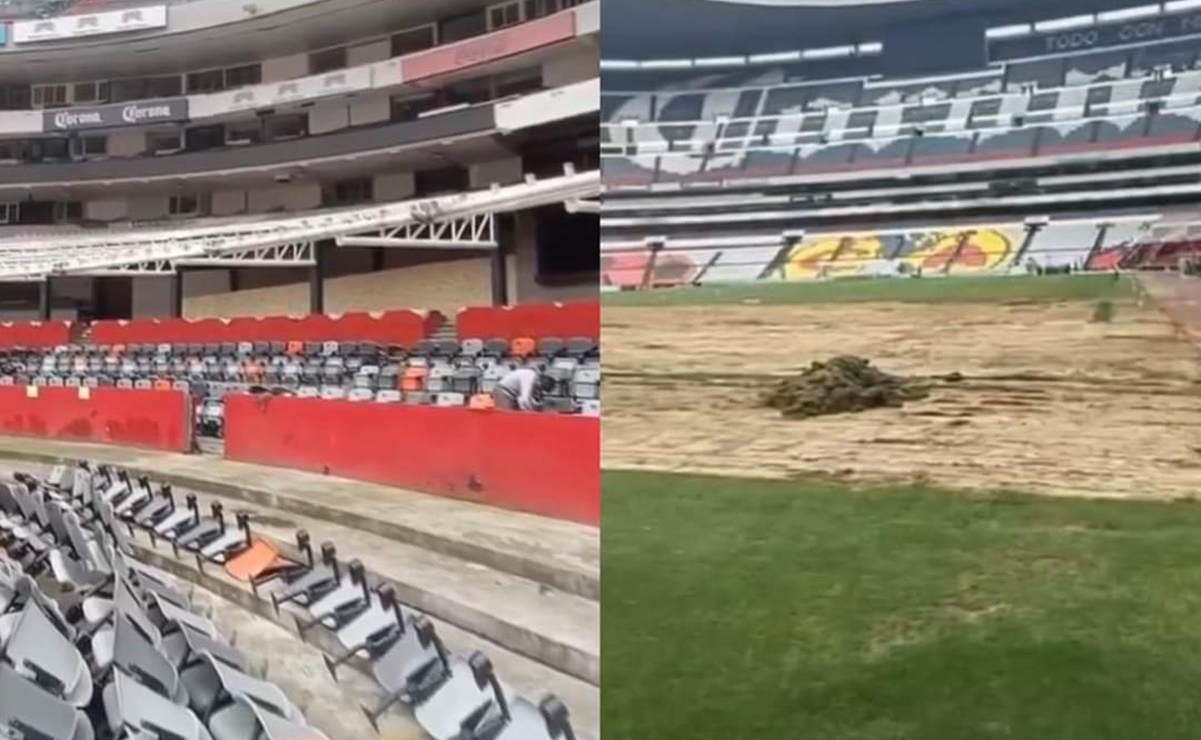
[600, 0, 1201, 282]
[0, 0, 601, 738]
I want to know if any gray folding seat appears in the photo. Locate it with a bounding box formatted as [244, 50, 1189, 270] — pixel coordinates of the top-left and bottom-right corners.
[235, 342, 252, 357]
[580, 400, 600, 417]
[321, 340, 338, 357]
[84, 376, 99, 388]
[459, 338, 484, 358]
[320, 386, 347, 400]
[48, 375, 65, 387]
[413, 339, 437, 358]
[449, 366, 481, 394]
[33, 375, 47, 386]
[538, 338, 566, 358]
[102, 668, 210, 739]
[0, 662, 94, 740]
[297, 386, 320, 399]
[376, 390, 402, 403]
[209, 695, 328, 740]
[181, 652, 303, 725]
[433, 339, 459, 358]
[348, 388, 375, 402]
[134, 379, 153, 390]
[481, 365, 509, 394]
[360, 616, 445, 727]
[413, 651, 515, 740]
[0, 376, 12, 386]
[571, 368, 600, 400]
[427, 366, 454, 393]
[66, 376, 81, 387]
[494, 694, 577, 740]
[378, 364, 399, 388]
[435, 392, 466, 407]
[541, 395, 578, 414]
[102, 611, 187, 703]
[4, 599, 93, 706]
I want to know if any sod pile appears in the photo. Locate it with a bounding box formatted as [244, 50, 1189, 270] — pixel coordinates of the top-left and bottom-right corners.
[760, 355, 930, 419]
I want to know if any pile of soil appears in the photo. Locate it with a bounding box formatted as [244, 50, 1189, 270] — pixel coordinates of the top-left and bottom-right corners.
[760, 355, 931, 419]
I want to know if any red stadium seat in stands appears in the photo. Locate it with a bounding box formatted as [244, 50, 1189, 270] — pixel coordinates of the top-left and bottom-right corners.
[469, 393, 495, 410]
[400, 367, 428, 392]
[510, 337, 536, 357]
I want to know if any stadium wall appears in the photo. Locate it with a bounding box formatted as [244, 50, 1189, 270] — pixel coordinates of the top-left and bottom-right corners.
[181, 258, 495, 318]
[223, 395, 600, 524]
[0, 387, 191, 452]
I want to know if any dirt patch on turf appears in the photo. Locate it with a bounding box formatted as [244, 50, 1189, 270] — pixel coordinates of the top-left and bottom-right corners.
[602, 300, 1201, 500]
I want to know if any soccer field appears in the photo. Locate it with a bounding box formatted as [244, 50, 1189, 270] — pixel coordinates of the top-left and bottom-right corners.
[603, 471, 1201, 740]
[601, 273, 1134, 307]
[602, 272, 1201, 739]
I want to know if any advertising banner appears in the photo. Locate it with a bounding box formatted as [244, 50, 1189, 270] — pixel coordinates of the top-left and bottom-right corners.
[401, 11, 576, 83]
[43, 98, 188, 132]
[990, 13, 1201, 61]
[12, 5, 167, 44]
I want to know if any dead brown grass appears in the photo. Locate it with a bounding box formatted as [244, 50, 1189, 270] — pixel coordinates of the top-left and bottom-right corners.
[602, 300, 1201, 499]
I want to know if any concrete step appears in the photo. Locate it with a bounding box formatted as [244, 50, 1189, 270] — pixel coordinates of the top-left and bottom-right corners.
[132, 534, 599, 740]
[1, 457, 597, 686]
[0, 437, 598, 600]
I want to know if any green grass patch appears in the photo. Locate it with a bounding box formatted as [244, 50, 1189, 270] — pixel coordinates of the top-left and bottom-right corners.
[603, 470, 1201, 740]
[601, 273, 1133, 308]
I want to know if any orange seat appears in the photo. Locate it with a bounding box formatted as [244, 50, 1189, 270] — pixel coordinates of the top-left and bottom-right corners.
[285, 340, 303, 356]
[152, 379, 171, 391]
[224, 538, 295, 582]
[400, 367, 428, 392]
[468, 393, 495, 410]
[111, 344, 125, 355]
[510, 337, 536, 357]
[243, 360, 263, 382]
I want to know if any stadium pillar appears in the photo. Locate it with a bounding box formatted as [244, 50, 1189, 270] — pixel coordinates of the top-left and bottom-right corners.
[169, 272, 183, 319]
[491, 243, 509, 306]
[38, 278, 51, 321]
[309, 242, 325, 315]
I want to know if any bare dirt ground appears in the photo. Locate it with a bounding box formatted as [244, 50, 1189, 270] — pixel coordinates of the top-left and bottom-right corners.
[603, 299, 1201, 499]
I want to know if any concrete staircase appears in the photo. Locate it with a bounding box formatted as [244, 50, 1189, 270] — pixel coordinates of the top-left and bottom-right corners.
[431, 317, 457, 342]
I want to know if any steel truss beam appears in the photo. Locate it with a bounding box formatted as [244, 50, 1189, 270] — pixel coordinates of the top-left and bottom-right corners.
[0, 168, 599, 279]
[334, 214, 495, 249]
[174, 241, 315, 267]
[565, 198, 600, 214]
[75, 260, 175, 276]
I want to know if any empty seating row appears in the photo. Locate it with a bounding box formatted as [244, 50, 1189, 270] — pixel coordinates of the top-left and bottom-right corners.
[0, 468, 330, 739]
[602, 108, 1201, 184]
[5, 461, 580, 740]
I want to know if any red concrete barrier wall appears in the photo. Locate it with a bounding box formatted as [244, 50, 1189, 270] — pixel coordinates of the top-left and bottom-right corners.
[223, 395, 599, 525]
[456, 302, 600, 341]
[0, 321, 72, 347]
[92, 310, 439, 346]
[0, 387, 191, 452]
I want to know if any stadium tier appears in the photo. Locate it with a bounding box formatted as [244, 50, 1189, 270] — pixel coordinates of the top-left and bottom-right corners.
[601, 1, 1201, 285]
[0, 461, 582, 740]
[0, 0, 601, 737]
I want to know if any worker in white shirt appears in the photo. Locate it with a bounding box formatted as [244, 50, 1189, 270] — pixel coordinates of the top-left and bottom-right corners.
[493, 366, 554, 411]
